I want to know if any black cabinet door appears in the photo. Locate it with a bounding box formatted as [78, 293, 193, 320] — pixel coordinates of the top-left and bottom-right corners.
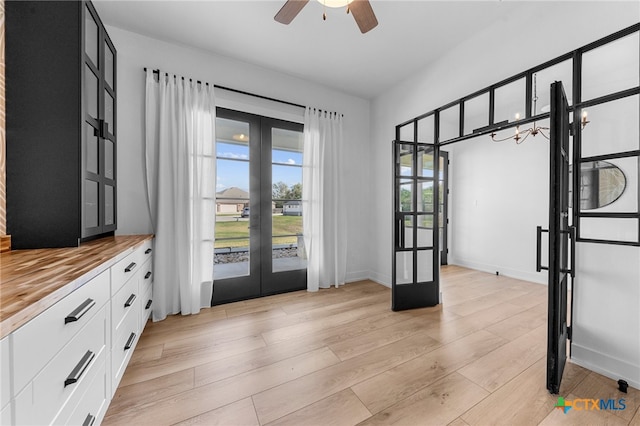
[6, 1, 116, 248]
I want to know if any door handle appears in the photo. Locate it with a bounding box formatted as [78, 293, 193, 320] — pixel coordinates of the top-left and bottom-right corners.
[536, 226, 549, 272]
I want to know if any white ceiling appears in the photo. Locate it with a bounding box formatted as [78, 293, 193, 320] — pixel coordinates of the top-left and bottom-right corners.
[93, 0, 544, 99]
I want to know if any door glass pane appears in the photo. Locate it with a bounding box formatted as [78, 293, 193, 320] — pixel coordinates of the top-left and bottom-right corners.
[85, 6, 98, 67]
[580, 217, 638, 243]
[417, 181, 434, 213]
[582, 32, 639, 101]
[398, 180, 413, 212]
[105, 91, 114, 135]
[417, 249, 434, 282]
[105, 185, 114, 226]
[85, 122, 98, 174]
[272, 127, 305, 272]
[395, 251, 413, 285]
[85, 66, 98, 120]
[85, 180, 98, 228]
[416, 214, 433, 247]
[417, 145, 434, 178]
[214, 118, 251, 280]
[397, 144, 413, 177]
[105, 140, 114, 179]
[105, 43, 115, 89]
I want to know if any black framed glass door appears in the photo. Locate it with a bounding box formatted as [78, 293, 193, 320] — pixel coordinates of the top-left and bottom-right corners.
[392, 123, 441, 311]
[212, 108, 306, 304]
[546, 81, 573, 394]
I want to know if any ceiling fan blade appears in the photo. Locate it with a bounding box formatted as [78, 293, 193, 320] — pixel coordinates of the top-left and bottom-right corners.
[275, 0, 310, 25]
[349, 0, 378, 34]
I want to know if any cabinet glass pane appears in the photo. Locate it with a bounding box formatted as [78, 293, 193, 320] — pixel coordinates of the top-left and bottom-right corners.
[85, 122, 98, 174]
[85, 180, 99, 228]
[105, 140, 114, 179]
[105, 44, 115, 89]
[105, 185, 115, 226]
[105, 91, 114, 135]
[85, 66, 98, 120]
[85, 6, 98, 67]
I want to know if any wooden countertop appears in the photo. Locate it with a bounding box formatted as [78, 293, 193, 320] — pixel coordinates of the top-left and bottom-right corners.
[0, 234, 153, 339]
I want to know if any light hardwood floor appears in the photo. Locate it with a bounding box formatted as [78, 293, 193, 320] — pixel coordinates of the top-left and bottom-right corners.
[103, 265, 639, 425]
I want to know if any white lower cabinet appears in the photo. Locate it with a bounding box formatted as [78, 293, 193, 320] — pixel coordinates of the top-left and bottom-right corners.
[4, 238, 153, 425]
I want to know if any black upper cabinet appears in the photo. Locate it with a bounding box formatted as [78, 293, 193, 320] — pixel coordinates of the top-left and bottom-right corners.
[6, 1, 117, 248]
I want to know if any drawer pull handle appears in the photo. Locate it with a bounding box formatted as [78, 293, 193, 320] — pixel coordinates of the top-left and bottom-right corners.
[83, 414, 96, 426]
[124, 294, 137, 308]
[65, 298, 96, 324]
[145, 299, 152, 309]
[124, 332, 137, 350]
[144, 271, 152, 279]
[64, 350, 95, 387]
[145, 248, 152, 254]
[125, 262, 137, 272]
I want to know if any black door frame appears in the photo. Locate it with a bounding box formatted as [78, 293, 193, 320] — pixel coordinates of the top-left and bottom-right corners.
[212, 108, 306, 305]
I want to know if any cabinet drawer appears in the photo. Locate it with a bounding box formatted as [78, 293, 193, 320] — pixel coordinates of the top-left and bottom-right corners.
[111, 272, 139, 338]
[111, 310, 139, 393]
[12, 269, 110, 394]
[111, 247, 142, 296]
[55, 356, 108, 426]
[1, 336, 10, 410]
[14, 305, 107, 426]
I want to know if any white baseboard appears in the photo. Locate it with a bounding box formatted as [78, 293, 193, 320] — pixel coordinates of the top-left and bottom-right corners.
[571, 343, 640, 390]
[366, 270, 391, 288]
[345, 270, 370, 283]
[448, 257, 547, 285]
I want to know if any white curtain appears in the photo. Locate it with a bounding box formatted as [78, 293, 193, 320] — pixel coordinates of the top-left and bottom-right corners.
[302, 107, 347, 291]
[144, 69, 216, 321]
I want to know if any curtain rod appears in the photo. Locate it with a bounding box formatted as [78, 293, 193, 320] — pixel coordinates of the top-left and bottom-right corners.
[144, 68, 306, 110]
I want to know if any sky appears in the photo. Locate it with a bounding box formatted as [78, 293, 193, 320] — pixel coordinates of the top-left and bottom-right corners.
[216, 141, 303, 193]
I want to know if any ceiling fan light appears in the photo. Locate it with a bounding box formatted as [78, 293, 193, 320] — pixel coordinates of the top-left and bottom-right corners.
[317, 0, 354, 8]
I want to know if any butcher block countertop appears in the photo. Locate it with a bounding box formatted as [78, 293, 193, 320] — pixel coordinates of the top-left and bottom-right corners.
[0, 234, 153, 339]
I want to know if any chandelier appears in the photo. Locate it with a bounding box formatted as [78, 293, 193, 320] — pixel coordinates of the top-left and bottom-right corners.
[491, 74, 589, 144]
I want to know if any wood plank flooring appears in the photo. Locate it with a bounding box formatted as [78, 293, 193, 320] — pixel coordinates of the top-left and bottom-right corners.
[103, 265, 639, 425]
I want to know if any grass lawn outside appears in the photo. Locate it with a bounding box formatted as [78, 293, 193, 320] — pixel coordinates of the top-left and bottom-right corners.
[215, 215, 302, 249]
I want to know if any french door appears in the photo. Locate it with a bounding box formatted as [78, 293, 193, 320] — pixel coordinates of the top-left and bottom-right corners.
[545, 81, 574, 394]
[392, 137, 441, 311]
[212, 108, 306, 304]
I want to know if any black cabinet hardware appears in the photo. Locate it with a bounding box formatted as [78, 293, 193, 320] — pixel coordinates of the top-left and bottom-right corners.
[124, 294, 136, 308]
[145, 300, 152, 309]
[125, 262, 136, 272]
[124, 332, 136, 350]
[82, 414, 96, 426]
[64, 350, 95, 387]
[145, 248, 152, 254]
[144, 271, 152, 279]
[65, 298, 96, 324]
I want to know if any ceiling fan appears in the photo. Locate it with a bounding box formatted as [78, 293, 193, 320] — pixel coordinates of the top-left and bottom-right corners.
[275, 0, 378, 34]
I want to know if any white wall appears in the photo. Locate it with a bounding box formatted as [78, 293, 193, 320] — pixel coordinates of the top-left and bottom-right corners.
[370, 3, 639, 387]
[108, 25, 371, 282]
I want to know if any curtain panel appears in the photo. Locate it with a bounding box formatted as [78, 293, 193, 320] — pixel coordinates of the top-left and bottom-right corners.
[144, 69, 216, 321]
[302, 107, 347, 291]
